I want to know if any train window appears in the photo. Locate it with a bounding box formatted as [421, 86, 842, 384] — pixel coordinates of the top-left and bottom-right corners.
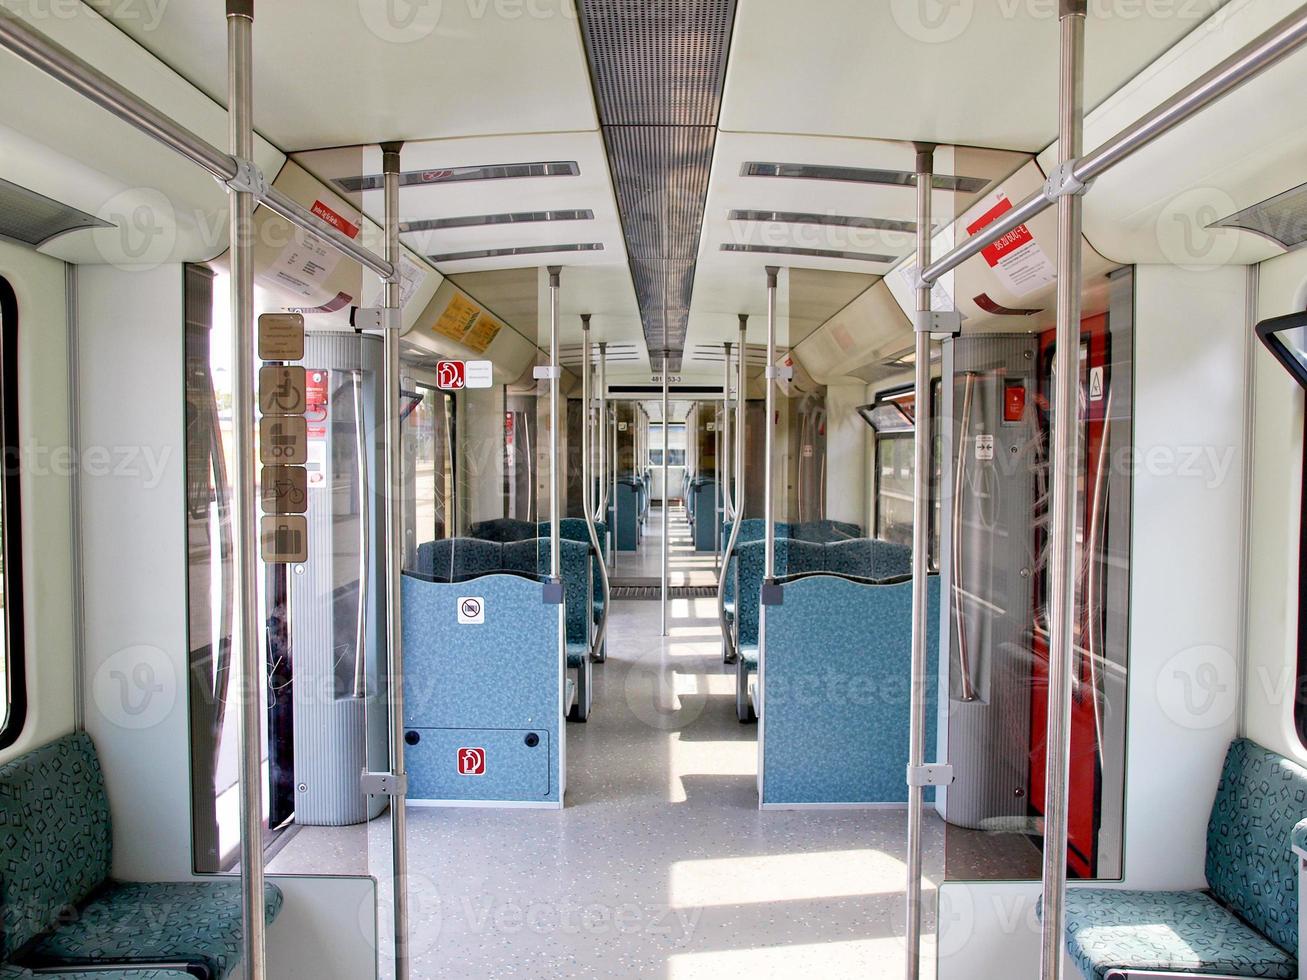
[408, 384, 455, 548]
[871, 380, 942, 564]
[648, 422, 686, 467]
[0, 277, 25, 749]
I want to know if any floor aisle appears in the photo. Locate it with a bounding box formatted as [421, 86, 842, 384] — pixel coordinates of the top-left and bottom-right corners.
[270, 508, 940, 977]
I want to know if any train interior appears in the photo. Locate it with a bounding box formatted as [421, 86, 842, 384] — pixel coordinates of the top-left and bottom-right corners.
[2, 1, 1307, 978]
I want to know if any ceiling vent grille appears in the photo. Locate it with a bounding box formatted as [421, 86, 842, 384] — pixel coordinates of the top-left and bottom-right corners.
[0, 177, 112, 247]
[430, 243, 604, 263]
[721, 243, 897, 264]
[335, 161, 580, 193]
[402, 209, 594, 233]
[728, 209, 928, 234]
[743, 162, 990, 194]
[1211, 181, 1307, 249]
[577, 0, 739, 373]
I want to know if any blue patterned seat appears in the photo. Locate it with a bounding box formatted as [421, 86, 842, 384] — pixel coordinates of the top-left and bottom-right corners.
[28, 881, 284, 979]
[544, 519, 608, 626]
[0, 734, 282, 979]
[1061, 889, 1296, 980]
[416, 538, 503, 581]
[1056, 739, 1307, 980]
[468, 518, 536, 542]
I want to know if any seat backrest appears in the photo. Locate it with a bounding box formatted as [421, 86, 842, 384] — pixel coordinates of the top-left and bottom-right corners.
[822, 538, 912, 580]
[503, 538, 592, 646]
[791, 519, 862, 543]
[1205, 738, 1307, 953]
[468, 518, 537, 542]
[417, 538, 503, 581]
[735, 538, 790, 647]
[0, 732, 112, 958]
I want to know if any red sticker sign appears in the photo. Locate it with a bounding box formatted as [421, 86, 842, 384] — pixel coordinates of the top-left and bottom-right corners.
[436, 360, 466, 391]
[457, 747, 486, 776]
[310, 200, 360, 240]
[966, 196, 1034, 268]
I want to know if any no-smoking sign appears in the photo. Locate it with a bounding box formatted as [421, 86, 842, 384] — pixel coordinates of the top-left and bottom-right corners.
[457, 596, 485, 625]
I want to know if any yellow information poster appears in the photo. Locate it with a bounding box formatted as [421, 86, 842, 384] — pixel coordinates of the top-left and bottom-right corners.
[432, 293, 481, 344]
[463, 314, 503, 354]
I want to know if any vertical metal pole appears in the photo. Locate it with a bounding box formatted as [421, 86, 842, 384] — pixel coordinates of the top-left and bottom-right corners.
[737, 317, 746, 516]
[580, 317, 610, 658]
[548, 267, 562, 580]
[225, 4, 265, 977]
[1040, 4, 1086, 978]
[660, 353, 670, 635]
[379, 140, 411, 980]
[581, 315, 593, 525]
[597, 340, 608, 521]
[904, 141, 936, 980]
[722, 340, 733, 521]
[763, 268, 779, 580]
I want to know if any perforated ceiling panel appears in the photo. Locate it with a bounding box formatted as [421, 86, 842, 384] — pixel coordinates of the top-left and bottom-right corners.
[0, 177, 111, 248]
[578, 0, 737, 372]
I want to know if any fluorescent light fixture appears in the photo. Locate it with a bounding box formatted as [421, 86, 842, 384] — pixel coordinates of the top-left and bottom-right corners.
[742, 162, 990, 193]
[430, 242, 605, 262]
[720, 243, 896, 263]
[401, 209, 594, 233]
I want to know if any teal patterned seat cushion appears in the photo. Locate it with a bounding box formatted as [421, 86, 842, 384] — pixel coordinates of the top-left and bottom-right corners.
[1205, 738, 1307, 953]
[1061, 888, 1297, 980]
[29, 880, 283, 979]
[2, 968, 194, 979]
[0, 733, 111, 959]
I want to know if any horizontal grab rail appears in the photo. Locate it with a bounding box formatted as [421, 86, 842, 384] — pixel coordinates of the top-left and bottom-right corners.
[921, 6, 1307, 286]
[0, 8, 395, 281]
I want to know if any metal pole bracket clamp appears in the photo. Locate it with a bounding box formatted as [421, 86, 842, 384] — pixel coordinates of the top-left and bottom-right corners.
[915, 309, 963, 335]
[1043, 158, 1092, 202]
[533, 365, 563, 381]
[764, 365, 794, 381]
[906, 763, 955, 788]
[352, 307, 402, 331]
[361, 770, 408, 797]
[224, 156, 268, 200]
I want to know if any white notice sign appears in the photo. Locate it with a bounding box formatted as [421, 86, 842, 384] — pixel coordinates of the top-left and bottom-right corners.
[975, 434, 995, 461]
[465, 360, 494, 389]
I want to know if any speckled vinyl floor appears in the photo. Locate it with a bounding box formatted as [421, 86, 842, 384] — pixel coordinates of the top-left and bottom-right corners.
[269, 508, 942, 977]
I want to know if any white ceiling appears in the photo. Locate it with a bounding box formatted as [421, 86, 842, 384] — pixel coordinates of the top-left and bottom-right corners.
[102, 0, 598, 150]
[15, 0, 1307, 383]
[719, 0, 1233, 150]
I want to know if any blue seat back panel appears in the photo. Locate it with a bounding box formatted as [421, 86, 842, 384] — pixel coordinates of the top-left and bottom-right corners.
[402, 573, 562, 803]
[0, 731, 111, 958]
[614, 482, 640, 551]
[691, 481, 720, 551]
[1205, 737, 1307, 953]
[760, 575, 940, 805]
[405, 728, 553, 802]
[502, 539, 591, 648]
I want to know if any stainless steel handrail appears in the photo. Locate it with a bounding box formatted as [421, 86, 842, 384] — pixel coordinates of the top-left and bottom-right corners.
[579, 316, 610, 662]
[952, 372, 978, 703]
[351, 370, 369, 700]
[0, 8, 395, 281]
[921, 5, 1307, 288]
